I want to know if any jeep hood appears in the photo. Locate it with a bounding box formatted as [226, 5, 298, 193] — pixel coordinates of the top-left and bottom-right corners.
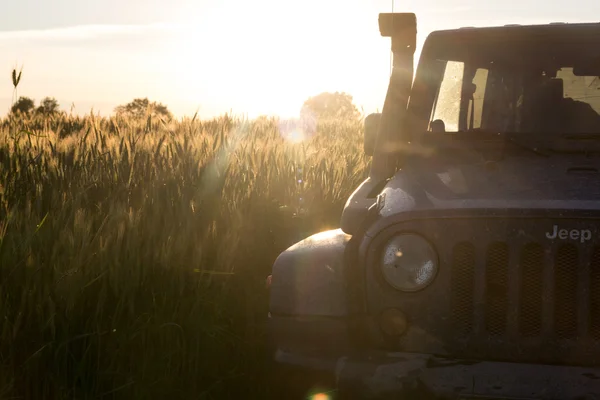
[378, 153, 600, 218]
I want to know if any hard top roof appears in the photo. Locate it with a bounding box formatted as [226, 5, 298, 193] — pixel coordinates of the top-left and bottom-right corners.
[433, 21, 600, 34]
[424, 22, 600, 48]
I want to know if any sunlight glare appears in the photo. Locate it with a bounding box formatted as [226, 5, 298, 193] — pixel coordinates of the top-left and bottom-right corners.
[278, 107, 317, 143]
[162, 0, 390, 118]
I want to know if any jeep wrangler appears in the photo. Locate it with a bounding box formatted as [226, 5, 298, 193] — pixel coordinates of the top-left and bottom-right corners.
[268, 13, 600, 400]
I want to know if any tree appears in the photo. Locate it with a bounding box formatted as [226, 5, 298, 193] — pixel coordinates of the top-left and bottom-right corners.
[114, 98, 173, 120]
[36, 97, 60, 115]
[301, 91, 361, 121]
[11, 96, 35, 115]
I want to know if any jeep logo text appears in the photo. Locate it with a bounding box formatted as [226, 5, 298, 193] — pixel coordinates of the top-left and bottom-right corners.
[545, 225, 592, 243]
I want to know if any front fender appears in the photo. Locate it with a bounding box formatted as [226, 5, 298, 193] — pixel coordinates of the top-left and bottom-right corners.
[268, 229, 356, 361]
[269, 229, 352, 317]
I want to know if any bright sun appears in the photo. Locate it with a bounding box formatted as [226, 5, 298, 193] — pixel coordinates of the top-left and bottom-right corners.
[163, 0, 391, 118]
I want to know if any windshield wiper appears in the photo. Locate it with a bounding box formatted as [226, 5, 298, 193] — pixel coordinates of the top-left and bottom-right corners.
[563, 134, 600, 141]
[448, 129, 549, 157]
[458, 130, 600, 156]
[503, 133, 550, 157]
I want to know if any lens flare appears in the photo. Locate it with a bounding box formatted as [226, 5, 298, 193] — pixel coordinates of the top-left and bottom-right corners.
[285, 129, 306, 143]
[278, 107, 317, 143]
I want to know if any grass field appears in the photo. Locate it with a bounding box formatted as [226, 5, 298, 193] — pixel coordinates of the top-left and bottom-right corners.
[0, 110, 369, 399]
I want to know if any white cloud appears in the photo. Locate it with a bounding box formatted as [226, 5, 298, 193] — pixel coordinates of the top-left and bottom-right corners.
[0, 23, 181, 45]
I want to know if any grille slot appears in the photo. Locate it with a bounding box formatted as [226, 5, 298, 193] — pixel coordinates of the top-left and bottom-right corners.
[519, 243, 544, 337]
[451, 242, 475, 335]
[485, 242, 509, 335]
[591, 247, 600, 340]
[554, 244, 579, 340]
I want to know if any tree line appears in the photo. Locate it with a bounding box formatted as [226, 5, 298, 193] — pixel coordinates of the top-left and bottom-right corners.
[9, 91, 362, 121]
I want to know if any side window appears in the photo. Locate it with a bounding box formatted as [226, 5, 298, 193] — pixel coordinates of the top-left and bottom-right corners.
[557, 67, 600, 113]
[430, 60, 464, 132]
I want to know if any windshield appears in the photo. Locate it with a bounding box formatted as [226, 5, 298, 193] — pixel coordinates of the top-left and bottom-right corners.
[425, 38, 600, 135]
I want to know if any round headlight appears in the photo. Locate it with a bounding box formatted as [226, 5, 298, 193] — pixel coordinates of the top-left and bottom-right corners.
[381, 233, 438, 292]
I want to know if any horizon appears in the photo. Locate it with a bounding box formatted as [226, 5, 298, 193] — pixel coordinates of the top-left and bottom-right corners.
[1, 0, 598, 119]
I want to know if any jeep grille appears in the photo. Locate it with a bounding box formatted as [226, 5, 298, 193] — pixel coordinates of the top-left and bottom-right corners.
[450, 238, 600, 362]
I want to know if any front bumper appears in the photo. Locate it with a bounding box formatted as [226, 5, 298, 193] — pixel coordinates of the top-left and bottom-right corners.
[274, 349, 600, 399]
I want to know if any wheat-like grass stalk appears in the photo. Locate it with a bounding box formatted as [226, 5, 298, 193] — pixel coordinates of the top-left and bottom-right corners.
[10, 65, 23, 107]
[0, 109, 368, 399]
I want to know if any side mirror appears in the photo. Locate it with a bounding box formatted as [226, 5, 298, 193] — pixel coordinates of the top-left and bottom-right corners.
[364, 113, 381, 156]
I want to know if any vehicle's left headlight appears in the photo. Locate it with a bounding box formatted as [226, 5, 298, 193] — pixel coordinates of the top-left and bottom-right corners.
[380, 233, 438, 292]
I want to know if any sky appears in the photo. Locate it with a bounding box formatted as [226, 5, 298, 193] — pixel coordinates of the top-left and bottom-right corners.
[0, 0, 598, 119]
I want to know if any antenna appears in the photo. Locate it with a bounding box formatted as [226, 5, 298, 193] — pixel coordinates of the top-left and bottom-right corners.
[389, 0, 394, 76]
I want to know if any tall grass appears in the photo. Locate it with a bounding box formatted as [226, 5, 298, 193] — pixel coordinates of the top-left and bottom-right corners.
[0, 111, 369, 399]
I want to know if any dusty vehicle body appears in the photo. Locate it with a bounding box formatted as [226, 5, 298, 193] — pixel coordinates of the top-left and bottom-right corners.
[268, 13, 600, 399]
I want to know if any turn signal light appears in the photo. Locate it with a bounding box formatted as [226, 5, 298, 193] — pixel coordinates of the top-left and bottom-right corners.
[379, 308, 409, 337]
